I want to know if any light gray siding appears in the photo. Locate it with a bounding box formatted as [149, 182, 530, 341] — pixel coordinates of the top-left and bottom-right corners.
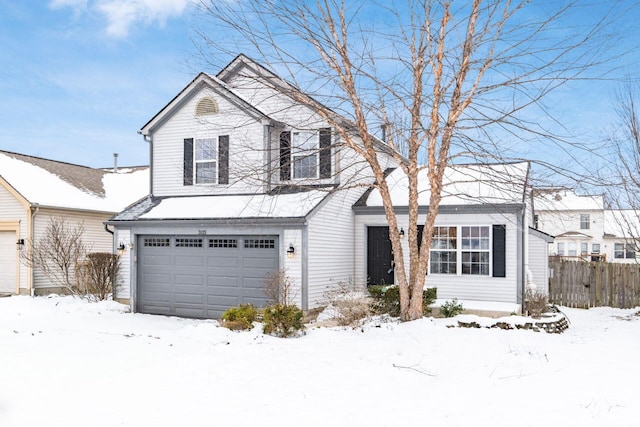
[33, 209, 114, 290]
[151, 87, 266, 197]
[355, 211, 521, 304]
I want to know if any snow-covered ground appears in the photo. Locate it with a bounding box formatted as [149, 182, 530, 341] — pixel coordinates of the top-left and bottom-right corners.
[1, 296, 638, 426]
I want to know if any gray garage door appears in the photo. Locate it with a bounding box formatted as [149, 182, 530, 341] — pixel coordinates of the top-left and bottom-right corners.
[137, 235, 278, 318]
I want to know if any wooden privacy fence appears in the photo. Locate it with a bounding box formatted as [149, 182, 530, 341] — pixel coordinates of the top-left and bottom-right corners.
[549, 260, 640, 309]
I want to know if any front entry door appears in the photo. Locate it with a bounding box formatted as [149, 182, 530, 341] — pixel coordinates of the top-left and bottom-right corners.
[367, 226, 394, 286]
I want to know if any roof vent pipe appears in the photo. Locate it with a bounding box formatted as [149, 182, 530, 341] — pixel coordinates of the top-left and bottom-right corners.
[113, 153, 119, 173]
[380, 124, 387, 143]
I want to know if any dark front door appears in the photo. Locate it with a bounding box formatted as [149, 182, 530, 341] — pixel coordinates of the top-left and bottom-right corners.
[367, 226, 394, 286]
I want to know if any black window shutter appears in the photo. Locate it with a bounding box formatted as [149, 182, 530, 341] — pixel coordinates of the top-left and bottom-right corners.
[492, 224, 506, 278]
[280, 131, 291, 181]
[319, 128, 332, 179]
[183, 138, 193, 186]
[218, 135, 229, 185]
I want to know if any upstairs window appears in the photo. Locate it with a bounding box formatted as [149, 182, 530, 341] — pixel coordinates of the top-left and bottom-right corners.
[580, 214, 590, 230]
[292, 131, 318, 179]
[280, 128, 332, 181]
[183, 136, 229, 186]
[195, 138, 217, 184]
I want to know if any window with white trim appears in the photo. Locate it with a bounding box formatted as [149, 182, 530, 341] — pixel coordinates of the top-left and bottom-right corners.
[195, 138, 217, 184]
[461, 226, 490, 275]
[615, 243, 636, 259]
[580, 214, 590, 230]
[591, 243, 600, 254]
[292, 131, 318, 179]
[557, 242, 565, 255]
[581, 242, 588, 255]
[430, 226, 457, 274]
[429, 225, 495, 276]
[568, 242, 577, 257]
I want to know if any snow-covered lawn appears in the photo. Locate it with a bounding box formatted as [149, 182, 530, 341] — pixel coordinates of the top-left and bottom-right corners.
[1, 296, 638, 426]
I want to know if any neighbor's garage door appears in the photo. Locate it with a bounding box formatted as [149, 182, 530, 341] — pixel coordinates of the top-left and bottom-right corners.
[137, 235, 278, 318]
[0, 231, 17, 294]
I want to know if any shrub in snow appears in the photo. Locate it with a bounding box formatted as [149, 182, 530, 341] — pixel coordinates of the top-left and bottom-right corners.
[264, 269, 298, 306]
[439, 299, 464, 318]
[369, 285, 437, 317]
[80, 252, 120, 301]
[262, 304, 305, 337]
[525, 289, 549, 319]
[222, 304, 259, 330]
[323, 280, 372, 326]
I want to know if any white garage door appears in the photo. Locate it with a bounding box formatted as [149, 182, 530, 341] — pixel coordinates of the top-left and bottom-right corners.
[137, 235, 279, 318]
[0, 231, 17, 294]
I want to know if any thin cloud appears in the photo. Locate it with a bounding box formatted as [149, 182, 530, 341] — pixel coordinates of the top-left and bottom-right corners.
[50, 0, 189, 38]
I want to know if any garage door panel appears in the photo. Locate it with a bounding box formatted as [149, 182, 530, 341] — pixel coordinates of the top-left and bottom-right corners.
[174, 293, 204, 304]
[208, 256, 240, 267]
[206, 277, 239, 287]
[140, 273, 172, 285]
[142, 255, 172, 266]
[175, 307, 206, 318]
[138, 235, 277, 319]
[174, 255, 205, 267]
[173, 274, 204, 286]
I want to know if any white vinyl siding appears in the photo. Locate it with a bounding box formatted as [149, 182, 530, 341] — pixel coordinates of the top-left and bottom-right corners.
[528, 231, 550, 294]
[151, 88, 265, 197]
[355, 212, 520, 304]
[0, 183, 29, 293]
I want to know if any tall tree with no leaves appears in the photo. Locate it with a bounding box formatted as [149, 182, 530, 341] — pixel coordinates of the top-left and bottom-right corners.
[195, 0, 616, 320]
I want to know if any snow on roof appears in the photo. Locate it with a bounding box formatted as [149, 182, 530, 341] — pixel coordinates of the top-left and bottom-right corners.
[363, 162, 529, 207]
[603, 209, 640, 239]
[138, 190, 329, 220]
[534, 188, 603, 211]
[0, 151, 149, 213]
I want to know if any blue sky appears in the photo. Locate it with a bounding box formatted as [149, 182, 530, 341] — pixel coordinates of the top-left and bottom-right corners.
[0, 1, 639, 171]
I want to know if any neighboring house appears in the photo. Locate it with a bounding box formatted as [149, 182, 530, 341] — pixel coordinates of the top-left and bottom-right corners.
[0, 150, 149, 296]
[534, 188, 640, 263]
[109, 54, 551, 319]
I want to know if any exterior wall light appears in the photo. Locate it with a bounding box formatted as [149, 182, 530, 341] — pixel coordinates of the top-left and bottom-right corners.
[400, 228, 405, 238]
[287, 244, 295, 258]
[16, 238, 25, 249]
[117, 242, 126, 254]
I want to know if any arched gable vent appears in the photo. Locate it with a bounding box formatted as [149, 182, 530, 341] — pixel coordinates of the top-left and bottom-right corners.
[195, 97, 219, 116]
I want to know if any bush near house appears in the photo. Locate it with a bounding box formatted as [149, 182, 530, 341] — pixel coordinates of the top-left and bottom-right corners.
[262, 304, 305, 337]
[221, 304, 259, 330]
[439, 299, 465, 318]
[369, 285, 437, 317]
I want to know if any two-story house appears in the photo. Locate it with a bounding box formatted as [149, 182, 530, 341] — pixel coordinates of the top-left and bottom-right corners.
[534, 188, 640, 263]
[109, 54, 553, 318]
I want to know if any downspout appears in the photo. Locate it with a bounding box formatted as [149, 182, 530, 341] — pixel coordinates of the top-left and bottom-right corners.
[29, 203, 39, 296]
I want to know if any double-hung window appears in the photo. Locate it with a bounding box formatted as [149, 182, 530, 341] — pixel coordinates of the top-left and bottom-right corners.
[580, 242, 588, 255]
[429, 225, 497, 276]
[580, 214, 590, 230]
[557, 242, 565, 256]
[615, 243, 636, 259]
[195, 138, 217, 184]
[292, 131, 318, 179]
[461, 226, 490, 275]
[430, 227, 457, 274]
[183, 136, 229, 186]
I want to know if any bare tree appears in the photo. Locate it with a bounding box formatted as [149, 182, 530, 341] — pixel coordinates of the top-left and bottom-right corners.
[605, 81, 640, 257]
[194, 0, 617, 320]
[20, 217, 89, 295]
